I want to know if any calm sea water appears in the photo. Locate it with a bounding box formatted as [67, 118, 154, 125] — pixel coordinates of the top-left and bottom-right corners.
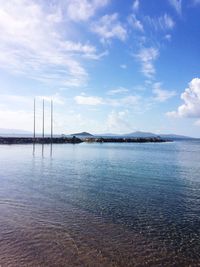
[0, 141, 200, 266]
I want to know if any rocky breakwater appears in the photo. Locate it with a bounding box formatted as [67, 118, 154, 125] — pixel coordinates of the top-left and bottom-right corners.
[0, 136, 83, 144]
[84, 137, 168, 143]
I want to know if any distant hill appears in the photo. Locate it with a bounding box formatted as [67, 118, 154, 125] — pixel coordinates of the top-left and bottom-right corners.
[0, 128, 32, 137]
[70, 132, 93, 137]
[159, 134, 195, 140]
[95, 131, 195, 140]
[125, 131, 158, 138]
[96, 131, 158, 138]
[125, 132, 195, 140]
[95, 133, 120, 137]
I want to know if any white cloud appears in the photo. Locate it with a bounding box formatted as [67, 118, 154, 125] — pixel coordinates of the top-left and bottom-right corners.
[106, 110, 131, 133]
[128, 14, 144, 32]
[107, 87, 129, 95]
[169, 0, 182, 15]
[135, 47, 159, 78]
[74, 94, 140, 107]
[83, 50, 109, 60]
[106, 95, 140, 107]
[37, 93, 65, 105]
[74, 95, 104, 105]
[120, 64, 127, 69]
[91, 13, 128, 42]
[145, 14, 175, 31]
[166, 78, 200, 121]
[60, 41, 97, 54]
[193, 0, 200, 4]
[194, 119, 200, 126]
[0, 93, 65, 113]
[166, 111, 177, 117]
[164, 34, 172, 41]
[0, 0, 106, 88]
[0, 94, 31, 106]
[153, 83, 176, 102]
[114, 95, 140, 106]
[132, 0, 140, 11]
[0, 109, 33, 131]
[66, 0, 110, 22]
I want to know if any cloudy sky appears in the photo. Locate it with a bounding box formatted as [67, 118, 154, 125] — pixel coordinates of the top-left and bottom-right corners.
[0, 0, 200, 136]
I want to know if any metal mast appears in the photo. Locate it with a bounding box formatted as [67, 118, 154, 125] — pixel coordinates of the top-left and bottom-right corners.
[51, 99, 53, 140]
[33, 98, 36, 140]
[42, 99, 45, 139]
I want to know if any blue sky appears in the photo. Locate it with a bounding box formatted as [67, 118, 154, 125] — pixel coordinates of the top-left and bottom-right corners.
[0, 0, 200, 136]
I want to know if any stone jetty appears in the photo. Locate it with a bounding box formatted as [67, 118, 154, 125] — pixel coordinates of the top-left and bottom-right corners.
[84, 137, 168, 143]
[0, 136, 169, 144]
[0, 136, 83, 144]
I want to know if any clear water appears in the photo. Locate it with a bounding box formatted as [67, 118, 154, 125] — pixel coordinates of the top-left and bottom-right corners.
[0, 141, 200, 266]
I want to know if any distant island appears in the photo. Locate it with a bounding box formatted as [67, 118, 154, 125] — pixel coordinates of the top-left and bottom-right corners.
[73, 131, 195, 140]
[70, 132, 93, 137]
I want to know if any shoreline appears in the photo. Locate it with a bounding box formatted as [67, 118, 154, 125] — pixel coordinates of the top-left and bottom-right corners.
[0, 136, 169, 144]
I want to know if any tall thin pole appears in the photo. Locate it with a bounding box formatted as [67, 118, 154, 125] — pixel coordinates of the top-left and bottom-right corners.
[51, 99, 53, 140]
[42, 99, 45, 139]
[33, 98, 36, 140]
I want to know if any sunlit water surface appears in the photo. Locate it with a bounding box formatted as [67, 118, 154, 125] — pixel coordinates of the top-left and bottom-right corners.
[0, 141, 200, 266]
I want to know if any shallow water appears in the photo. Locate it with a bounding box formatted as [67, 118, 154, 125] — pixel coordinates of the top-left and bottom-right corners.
[0, 141, 200, 266]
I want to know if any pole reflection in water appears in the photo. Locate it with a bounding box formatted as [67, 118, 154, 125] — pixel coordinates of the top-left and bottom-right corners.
[32, 144, 53, 158]
[42, 144, 44, 158]
[50, 143, 53, 158]
[32, 143, 35, 156]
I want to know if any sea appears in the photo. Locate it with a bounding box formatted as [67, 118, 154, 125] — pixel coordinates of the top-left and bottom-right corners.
[0, 140, 200, 266]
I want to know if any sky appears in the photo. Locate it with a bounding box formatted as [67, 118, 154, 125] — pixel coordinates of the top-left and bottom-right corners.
[0, 0, 200, 137]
